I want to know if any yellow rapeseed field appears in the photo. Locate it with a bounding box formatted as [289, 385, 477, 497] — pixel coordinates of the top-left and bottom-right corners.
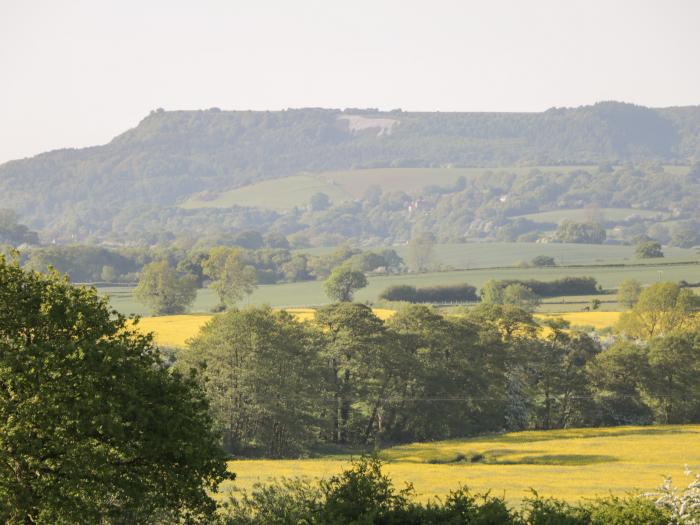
[536, 311, 621, 330]
[134, 307, 397, 347]
[137, 309, 619, 348]
[222, 425, 700, 504]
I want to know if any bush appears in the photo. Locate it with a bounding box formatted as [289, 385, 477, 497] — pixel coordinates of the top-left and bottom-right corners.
[379, 283, 478, 303]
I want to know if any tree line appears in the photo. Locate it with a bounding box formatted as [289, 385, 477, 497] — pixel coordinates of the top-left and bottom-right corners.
[174, 281, 700, 458]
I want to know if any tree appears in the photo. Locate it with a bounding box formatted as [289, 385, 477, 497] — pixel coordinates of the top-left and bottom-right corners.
[502, 283, 541, 312]
[617, 278, 642, 308]
[587, 342, 652, 426]
[264, 231, 290, 249]
[314, 304, 391, 444]
[0, 209, 39, 246]
[0, 256, 228, 523]
[324, 265, 368, 302]
[310, 192, 331, 211]
[617, 282, 698, 339]
[524, 323, 599, 429]
[642, 333, 700, 424]
[178, 307, 324, 456]
[553, 220, 606, 244]
[233, 230, 264, 250]
[100, 264, 117, 282]
[406, 232, 436, 272]
[203, 247, 257, 308]
[531, 255, 556, 267]
[480, 279, 505, 304]
[635, 241, 664, 259]
[134, 259, 197, 315]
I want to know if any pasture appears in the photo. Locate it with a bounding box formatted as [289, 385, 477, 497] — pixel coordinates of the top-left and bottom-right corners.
[180, 174, 351, 211]
[394, 242, 698, 269]
[101, 256, 700, 316]
[222, 425, 700, 504]
[516, 208, 666, 224]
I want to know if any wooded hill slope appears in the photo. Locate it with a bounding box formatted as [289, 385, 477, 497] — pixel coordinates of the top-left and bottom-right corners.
[2, 101, 699, 242]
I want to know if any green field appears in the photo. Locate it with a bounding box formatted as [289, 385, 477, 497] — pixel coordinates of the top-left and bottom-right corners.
[223, 425, 700, 504]
[515, 208, 666, 224]
[101, 257, 700, 316]
[180, 174, 351, 211]
[396, 242, 697, 269]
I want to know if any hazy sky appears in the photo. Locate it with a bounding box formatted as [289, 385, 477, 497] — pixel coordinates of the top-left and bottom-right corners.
[1, 0, 699, 164]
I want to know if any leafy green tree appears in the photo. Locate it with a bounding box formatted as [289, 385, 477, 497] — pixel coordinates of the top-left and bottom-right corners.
[314, 304, 391, 444]
[466, 303, 539, 342]
[386, 305, 509, 440]
[524, 323, 599, 429]
[134, 259, 197, 315]
[0, 209, 39, 246]
[310, 192, 331, 211]
[502, 283, 541, 312]
[0, 256, 228, 524]
[553, 220, 606, 244]
[203, 247, 257, 307]
[100, 264, 117, 282]
[480, 279, 505, 305]
[587, 342, 652, 425]
[617, 282, 698, 339]
[643, 333, 700, 424]
[635, 241, 664, 258]
[178, 307, 324, 456]
[617, 278, 642, 308]
[531, 255, 556, 267]
[323, 265, 368, 302]
[406, 231, 436, 272]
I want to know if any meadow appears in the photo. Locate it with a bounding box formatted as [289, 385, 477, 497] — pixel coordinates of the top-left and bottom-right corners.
[222, 425, 700, 504]
[516, 208, 666, 224]
[180, 174, 351, 211]
[104, 254, 700, 316]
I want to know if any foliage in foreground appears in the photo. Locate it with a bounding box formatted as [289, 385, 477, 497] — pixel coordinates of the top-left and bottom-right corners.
[0, 255, 229, 524]
[220, 456, 677, 525]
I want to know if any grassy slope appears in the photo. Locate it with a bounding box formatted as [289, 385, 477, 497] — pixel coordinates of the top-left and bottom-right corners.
[397, 242, 698, 269]
[180, 175, 351, 211]
[516, 208, 665, 224]
[223, 425, 700, 504]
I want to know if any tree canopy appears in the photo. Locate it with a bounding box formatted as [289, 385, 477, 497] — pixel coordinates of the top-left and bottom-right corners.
[0, 256, 229, 524]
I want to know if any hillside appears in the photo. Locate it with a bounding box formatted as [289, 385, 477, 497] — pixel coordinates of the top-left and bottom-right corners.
[2, 101, 700, 243]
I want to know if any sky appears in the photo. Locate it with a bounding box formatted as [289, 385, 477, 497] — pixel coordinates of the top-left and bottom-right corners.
[1, 0, 699, 164]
